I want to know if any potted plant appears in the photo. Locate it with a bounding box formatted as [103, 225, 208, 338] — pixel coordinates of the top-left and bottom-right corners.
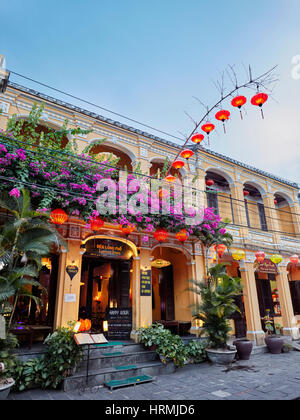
[0, 333, 18, 399]
[137, 323, 169, 351]
[263, 310, 284, 354]
[156, 333, 187, 368]
[186, 340, 208, 364]
[0, 363, 14, 400]
[190, 263, 243, 365]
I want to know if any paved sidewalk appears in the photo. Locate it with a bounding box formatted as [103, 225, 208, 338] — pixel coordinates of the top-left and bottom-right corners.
[8, 351, 300, 400]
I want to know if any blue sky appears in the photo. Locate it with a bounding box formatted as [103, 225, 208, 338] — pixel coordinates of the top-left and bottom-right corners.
[1, 0, 300, 184]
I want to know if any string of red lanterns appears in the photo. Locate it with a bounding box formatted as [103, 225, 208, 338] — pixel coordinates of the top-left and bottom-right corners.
[165, 91, 269, 182]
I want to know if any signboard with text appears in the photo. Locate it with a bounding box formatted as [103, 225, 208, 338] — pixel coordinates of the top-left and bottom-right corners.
[140, 270, 152, 297]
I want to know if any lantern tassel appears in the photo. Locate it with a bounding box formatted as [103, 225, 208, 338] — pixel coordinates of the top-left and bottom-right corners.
[261, 108, 264, 119]
[240, 109, 243, 120]
[223, 123, 226, 134]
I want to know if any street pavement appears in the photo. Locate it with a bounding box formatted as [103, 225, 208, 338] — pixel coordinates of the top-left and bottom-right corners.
[7, 350, 300, 401]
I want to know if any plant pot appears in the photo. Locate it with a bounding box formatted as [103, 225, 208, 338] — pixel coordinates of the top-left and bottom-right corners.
[265, 336, 284, 354]
[233, 339, 253, 360]
[206, 348, 237, 365]
[0, 379, 15, 400]
[159, 354, 171, 364]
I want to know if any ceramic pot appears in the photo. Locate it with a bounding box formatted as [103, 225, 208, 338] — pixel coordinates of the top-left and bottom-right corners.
[265, 336, 284, 354]
[206, 348, 237, 365]
[0, 379, 15, 400]
[233, 339, 253, 360]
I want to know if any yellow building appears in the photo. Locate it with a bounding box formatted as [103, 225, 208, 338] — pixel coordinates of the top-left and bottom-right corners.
[1, 81, 300, 346]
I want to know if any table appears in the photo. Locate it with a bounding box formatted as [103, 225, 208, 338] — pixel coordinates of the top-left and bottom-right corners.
[9, 325, 52, 349]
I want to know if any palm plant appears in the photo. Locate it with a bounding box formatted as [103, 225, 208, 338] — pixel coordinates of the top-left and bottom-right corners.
[0, 189, 66, 329]
[189, 263, 243, 349]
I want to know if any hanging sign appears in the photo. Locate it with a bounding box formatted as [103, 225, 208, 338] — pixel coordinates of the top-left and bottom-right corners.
[140, 270, 152, 296]
[66, 265, 79, 281]
[84, 239, 133, 260]
[255, 259, 278, 274]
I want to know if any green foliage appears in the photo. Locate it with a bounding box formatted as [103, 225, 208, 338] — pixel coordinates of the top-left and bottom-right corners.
[13, 325, 83, 391]
[190, 263, 243, 350]
[0, 189, 66, 329]
[0, 333, 19, 380]
[137, 323, 169, 348]
[185, 340, 208, 364]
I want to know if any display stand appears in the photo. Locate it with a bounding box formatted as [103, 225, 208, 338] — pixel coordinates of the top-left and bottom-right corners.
[74, 333, 108, 384]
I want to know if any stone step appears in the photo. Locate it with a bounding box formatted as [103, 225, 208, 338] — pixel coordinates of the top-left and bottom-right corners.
[63, 361, 175, 391]
[77, 350, 158, 372]
[104, 375, 153, 390]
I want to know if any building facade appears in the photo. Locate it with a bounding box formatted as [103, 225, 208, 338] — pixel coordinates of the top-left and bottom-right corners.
[1, 82, 300, 345]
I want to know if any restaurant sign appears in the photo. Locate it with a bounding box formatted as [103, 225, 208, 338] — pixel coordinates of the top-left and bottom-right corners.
[255, 259, 278, 274]
[84, 239, 133, 260]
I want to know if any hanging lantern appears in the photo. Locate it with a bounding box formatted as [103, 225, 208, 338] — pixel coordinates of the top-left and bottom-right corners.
[191, 133, 205, 144]
[172, 160, 185, 170]
[290, 255, 299, 266]
[271, 254, 283, 265]
[214, 244, 226, 258]
[77, 319, 92, 332]
[176, 229, 189, 243]
[180, 149, 194, 160]
[206, 179, 214, 187]
[255, 251, 265, 264]
[158, 189, 169, 200]
[50, 209, 68, 226]
[243, 190, 250, 197]
[154, 227, 169, 243]
[164, 175, 176, 183]
[89, 216, 104, 232]
[201, 123, 215, 135]
[215, 110, 230, 133]
[120, 223, 136, 236]
[251, 93, 268, 119]
[231, 95, 247, 119]
[274, 199, 278, 205]
[232, 249, 245, 261]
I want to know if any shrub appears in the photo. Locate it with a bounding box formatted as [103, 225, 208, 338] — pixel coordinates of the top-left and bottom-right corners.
[185, 340, 208, 364]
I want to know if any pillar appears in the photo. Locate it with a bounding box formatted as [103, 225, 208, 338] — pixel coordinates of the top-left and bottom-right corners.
[262, 192, 281, 244]
[276, 265, 300, 340]
[230, 181, 249, 237]
[53, 240, 83, 329]
[239, 260, 265, 345]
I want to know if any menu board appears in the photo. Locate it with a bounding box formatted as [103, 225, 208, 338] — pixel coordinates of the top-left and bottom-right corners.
[140, 270, 152, 296]
[106, 308, 132, 340]
[74, 333, 108, 346]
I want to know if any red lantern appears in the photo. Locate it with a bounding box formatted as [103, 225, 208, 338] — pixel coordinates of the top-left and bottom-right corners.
[154, 228, 169, 243]
[50, 209, 68, 226]
[290, 255, 299, 266]
[89, 216, 104, 232]
[214, 244, 226, 258]
[256, 251, 265, 264]
[172, 160, 185, 170]
[274, 199, 278, 205]
[215, 110, 230, 134]
[120, 223, 136, 236]
[78, 319, 92, 332]
[191, 133, 204, 144]
[164, 175, 176, 183]
[251, 93, 268, 119]
[231, 95, 247, 119]
[201, 123, 215, 135]
[243, 190, 250, 197]
[206, 179, 214, 187]
[180, 149, 194, 160]
[176, 229, 189, 243]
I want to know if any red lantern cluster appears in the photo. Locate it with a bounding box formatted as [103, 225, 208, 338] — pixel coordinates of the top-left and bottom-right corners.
[154, 228, 169, 243]
[255, 251, 265, 264]
[176, 229, 189, 243]
[50, 209, 68, 226]
[89, 216, 104, 232]
[120, 223, 136, 236]
[215, 244, 226, 258]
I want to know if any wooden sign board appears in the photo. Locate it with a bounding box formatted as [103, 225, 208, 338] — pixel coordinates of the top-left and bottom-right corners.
[106, 308, 132, 340]
[140, 270, 152, 296]
[66, 265, 79, 281]
[255, 259, 278, 274]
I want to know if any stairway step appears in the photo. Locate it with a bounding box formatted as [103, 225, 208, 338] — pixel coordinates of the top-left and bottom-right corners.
[93, 342, 124, 348]
[104, 375, 153, 390]
[102, 351, 124, 357]
[115, 364, 137, 371]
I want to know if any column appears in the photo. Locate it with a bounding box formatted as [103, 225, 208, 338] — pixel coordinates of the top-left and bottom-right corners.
[239, 260, 266, 345]
[276, 265, 300, 339]
[53, 240, 84, 329]
[262, 192, 281, 243]
[290, 202, 300, 236]
[230, 181, 249, 237]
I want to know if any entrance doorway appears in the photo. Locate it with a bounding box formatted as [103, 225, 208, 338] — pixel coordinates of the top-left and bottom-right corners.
[79, 238, 134, 338]
[152, 265, 175, 322]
